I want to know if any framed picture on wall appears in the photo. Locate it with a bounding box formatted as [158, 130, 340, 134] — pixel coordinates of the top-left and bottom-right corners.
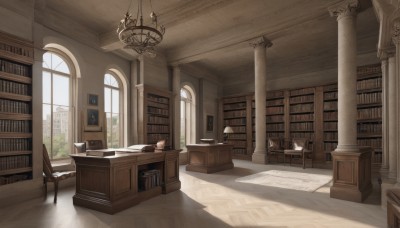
[88, 94, 98, 106]
[206, 115, 214, 132]
[85, 109, 102, 132]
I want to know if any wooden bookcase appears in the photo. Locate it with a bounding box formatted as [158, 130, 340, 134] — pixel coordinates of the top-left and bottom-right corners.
[322, 83, 338, 162]
[266, 90, 286, 139]
[0, 31, 34, 185]
[222, 95, 252, 160]
[136, 84, 173, 149]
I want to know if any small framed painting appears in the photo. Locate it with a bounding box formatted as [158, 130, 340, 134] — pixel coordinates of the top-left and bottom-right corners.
[85, 109, 102, 132]
[88, 94, 98, 106]
[206, 115, 214, 132]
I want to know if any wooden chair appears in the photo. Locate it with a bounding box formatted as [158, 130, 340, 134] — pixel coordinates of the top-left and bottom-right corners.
[267, 137, 284, 163]
[283, 138, 312, 169]
[42, 144, 76, 203]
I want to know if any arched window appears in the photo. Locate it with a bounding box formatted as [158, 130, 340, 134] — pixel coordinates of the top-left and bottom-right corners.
[104, 72, 122, 148]
[42, 51, 73, 160]
[180, 85, 196, 149]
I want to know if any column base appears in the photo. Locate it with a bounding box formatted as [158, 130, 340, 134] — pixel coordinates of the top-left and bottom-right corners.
[252, 151, 267, 164]
[381, 179, 397, 210]
[330, 147, 372, 203]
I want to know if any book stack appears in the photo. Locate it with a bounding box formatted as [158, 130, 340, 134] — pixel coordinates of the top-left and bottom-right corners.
[139, 169, 161, 191]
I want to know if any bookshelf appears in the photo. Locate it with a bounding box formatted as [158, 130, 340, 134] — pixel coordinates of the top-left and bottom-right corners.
[356, 64, 382, 166]
[289, 88, 315, 153]
[0, 31, 33, 186]
[322, 84, 338, 162]
[266, 90, 286, 139]
[222, 95, 252, 160]
[136, 84, 173, 149]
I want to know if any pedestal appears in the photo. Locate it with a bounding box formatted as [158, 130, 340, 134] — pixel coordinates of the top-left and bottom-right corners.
[330, 147, 372, 202]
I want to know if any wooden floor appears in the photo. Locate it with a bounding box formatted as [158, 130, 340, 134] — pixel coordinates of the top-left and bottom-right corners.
[0, 160, 386, 228]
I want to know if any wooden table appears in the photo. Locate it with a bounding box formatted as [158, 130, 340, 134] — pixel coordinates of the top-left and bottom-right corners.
[70, 150, 181, 214]
[186, 144, 234, 173]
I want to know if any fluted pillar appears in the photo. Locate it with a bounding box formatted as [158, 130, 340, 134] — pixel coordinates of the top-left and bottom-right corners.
[172, 66, 181, 150]
[250, 36, 272, 164]
[392, 19, 400, 183]
[387, 53, 397, 180]
[328, 0, 372, 202]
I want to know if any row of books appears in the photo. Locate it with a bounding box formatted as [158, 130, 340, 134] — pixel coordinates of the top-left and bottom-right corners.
[227, 140, 247, 148]
[0, 155, 30, 171]
[324, 101, 337, 110]
[0, 120, 31, 133]
[0, 99, 30, 114]
[0, 79, 30, 95]
[147, 100, 168, 110]
[289, 94, 314, 103]
[0, 42, 32, 58]
[290, 122, 313, 131]
[324, 91, 338, 100]
[147, 94, 169, 104]
[357, 77, 382, 90]
[267, 115, 284, 122]
[147, 106, 169, 116]
[324, 132, 338, 140]
[266, 132, 285, 138]
[224, 110, 246, 118]
[228, 133, 247, 140]
[0, 174, 29, 185]
[0, 138, 31, 152]
[373, 153, 382, 163]
[324, 111, 337, 121]
[147, 124, 169, 133]
[358, 123, 382, 134]
[266, 123, 284, 131]
[0, 59, 30, 77]
[357, 92, 381, 104]
[290, 132, 314, 139]
[230, 126, 246, 133]
[224, 102, 246, 110]
[324, 122, 337, 131]
[290, 103, 314, 113]
[358, 138, 382, 148]
[323, 142, 338, 151]
[266, 99, 284, 106]
[148, 116, 169, 125]
[266, 106, 284, 114]
[224, 118, 246, 126]
[290, 113, 314, 122]
[232, 148, 247, 154]
[223, 97, 246, 104]
[358, 107, 382, 120]
[267, 90, 284, 98]
[139, 169, 161, 191]
[357, 64, 381, 76]
[290, 87, 314, 96]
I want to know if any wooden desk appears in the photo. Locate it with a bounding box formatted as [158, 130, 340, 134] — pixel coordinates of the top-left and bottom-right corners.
[70, 150, 181, 214]
[186, 144, 234, 173]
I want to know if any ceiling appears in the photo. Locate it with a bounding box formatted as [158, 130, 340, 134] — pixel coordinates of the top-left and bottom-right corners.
[39, 0, 379, 82]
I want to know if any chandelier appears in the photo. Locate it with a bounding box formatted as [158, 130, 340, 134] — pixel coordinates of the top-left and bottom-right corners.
[117, 0, 165, 56]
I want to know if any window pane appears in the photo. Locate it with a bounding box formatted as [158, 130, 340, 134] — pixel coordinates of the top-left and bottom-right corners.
[112, 113, 120, 148]
[42, 71, 51, 104]
[52, 105, 69, 159]
[180, 100, 186, 149]
[112, 89, 119, 113]
[53, 74, 69, 106]
[105, 87, 111, 113]
[106, 113, 112, 148]
[181, 89, 187, 99]
[104, 73, 119, 88]
[43, 52, 51, 69]
[51, 53, 70, 74]
[43, 104, 52, 156]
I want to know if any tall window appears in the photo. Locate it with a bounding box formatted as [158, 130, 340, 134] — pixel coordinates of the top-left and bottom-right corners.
[104, 73, 121, 148]
[180, 85, 195, 149]
[42, 52, 72, 160]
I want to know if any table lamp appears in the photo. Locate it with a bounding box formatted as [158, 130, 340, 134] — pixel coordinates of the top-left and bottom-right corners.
[223, 126, 234, 143]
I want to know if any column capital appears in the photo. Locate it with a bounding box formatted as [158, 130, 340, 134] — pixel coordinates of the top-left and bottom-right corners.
[171, 64, 181, 72]
[328, 0, 359, 20]
[392, 19, 400, 45]
[249, 36, 272, 48]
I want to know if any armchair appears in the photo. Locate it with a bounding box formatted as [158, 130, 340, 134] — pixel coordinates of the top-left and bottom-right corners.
[267, 137, 284, 163]
[283, 138, 312, 169]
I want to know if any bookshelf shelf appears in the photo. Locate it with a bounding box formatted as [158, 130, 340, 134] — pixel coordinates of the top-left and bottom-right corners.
[0, 31, 33, 186]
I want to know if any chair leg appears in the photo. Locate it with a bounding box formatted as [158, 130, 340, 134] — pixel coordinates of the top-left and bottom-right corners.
[54, 180, 59, 204]
[43, 177, 48, 199]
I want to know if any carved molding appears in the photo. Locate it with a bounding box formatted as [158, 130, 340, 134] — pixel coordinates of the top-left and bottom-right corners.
[249, 36, 273, 48]
[328, 0, 359, 20]
[392, 19, 400, 45]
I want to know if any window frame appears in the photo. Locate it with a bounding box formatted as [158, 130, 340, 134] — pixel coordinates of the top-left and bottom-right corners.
[104, 71, 123, 148]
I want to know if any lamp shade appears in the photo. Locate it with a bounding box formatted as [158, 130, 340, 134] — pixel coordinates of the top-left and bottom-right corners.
[223, 126, 234, 134]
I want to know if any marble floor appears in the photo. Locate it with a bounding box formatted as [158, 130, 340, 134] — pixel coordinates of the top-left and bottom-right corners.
[0, 160, 386, 228]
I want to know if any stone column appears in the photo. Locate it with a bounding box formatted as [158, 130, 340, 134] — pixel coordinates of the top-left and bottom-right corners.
[250, 36, 272, 164]
[392, 19, 400, 183]
[172, 65, 181, 150]
[328, 0, 372, 202]
[387, 53, 397, 180]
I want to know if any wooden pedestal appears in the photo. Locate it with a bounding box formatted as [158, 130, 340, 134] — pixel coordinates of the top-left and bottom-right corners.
[330, 147, 372, 202]
[186, 144, 234, 173]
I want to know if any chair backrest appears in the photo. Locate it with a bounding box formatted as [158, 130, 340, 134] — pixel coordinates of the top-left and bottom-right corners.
[291, 138, 308, 150]
[43, 144, 55, 180]
[268, 137, 282, 150]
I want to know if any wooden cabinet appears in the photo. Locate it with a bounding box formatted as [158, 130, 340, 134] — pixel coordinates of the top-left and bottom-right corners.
[0, 31, 34, 185]
[136, 84, 173, 149]
[71, 150, 181, 214]
[222, 95, 252, 160]
[186, 144, 234, 173]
